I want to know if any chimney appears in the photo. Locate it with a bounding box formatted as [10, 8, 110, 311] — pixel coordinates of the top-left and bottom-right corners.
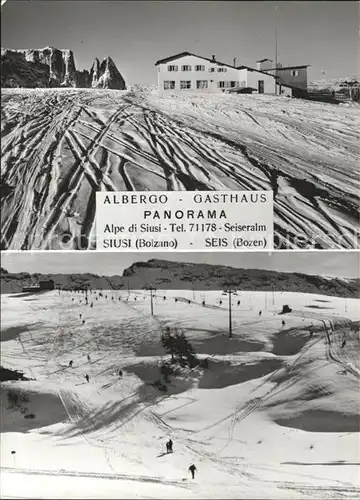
[233, 57, 236, 67]
[257, 59, 273, 72]
[212, 54, 216, 62]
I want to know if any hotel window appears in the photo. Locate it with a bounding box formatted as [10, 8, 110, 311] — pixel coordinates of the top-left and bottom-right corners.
[218, 81, 232, 88]
[196, 80, 208, 89]
[217, 67, 227, 73]
[291, 70, 299, 77]
[230, 81, 237, 87]
[195, 65, 205, 71]
[164, 81, 175, 90]
[208, 67, 216, 73]
[181, 65, 192, 71]
[168, 65, 178, 72]
[180, 80, 191, 89]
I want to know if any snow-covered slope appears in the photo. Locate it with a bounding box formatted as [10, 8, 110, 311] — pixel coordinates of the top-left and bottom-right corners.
[1, 288, 359, 498]
[1, 89, 359, 250]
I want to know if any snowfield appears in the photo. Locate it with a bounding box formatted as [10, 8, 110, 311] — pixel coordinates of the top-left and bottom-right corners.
[1, 288, 359, 498]
[1, 89, 359, 250]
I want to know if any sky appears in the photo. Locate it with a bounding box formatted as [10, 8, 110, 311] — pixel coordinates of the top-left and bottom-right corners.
[1, 1, 359, 85]
[2, 251, 359, 278]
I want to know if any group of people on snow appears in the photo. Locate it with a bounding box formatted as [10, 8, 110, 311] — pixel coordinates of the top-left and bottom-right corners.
[165, 439, 197, 479]
[68, 356, 123, 383]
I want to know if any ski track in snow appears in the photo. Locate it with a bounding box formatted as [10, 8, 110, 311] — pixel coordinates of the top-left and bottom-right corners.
[1, 89, 359, 249]
[1, 466, 193, 488]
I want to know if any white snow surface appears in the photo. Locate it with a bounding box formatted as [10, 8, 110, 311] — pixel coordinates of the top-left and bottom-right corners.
[1, 288, 360, 498]
[1, 89, 359, 249]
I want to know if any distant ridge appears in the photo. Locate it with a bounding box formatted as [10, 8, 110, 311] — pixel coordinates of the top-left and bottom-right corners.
[1, 260, 358, 297]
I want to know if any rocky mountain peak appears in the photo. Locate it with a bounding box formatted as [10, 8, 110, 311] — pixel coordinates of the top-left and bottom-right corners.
[1, 47, 126, 90]
[89, 57, 101, 87]
[92, 55, 126, 89]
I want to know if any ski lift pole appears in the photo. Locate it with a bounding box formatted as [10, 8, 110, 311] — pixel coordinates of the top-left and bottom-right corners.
[18, 334, 25, 353]
[321, 319, 331, 345]
[223, 289, 235, 338]
[26, 325, 33, 341]
[229, 291, 232, 338]
[147, 285, 156, 316]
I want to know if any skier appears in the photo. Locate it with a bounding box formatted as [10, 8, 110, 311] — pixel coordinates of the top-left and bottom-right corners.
[82, 320, 85, 325]
[341, 339, 346, 349]
[79, 314, 82, 319]
[85, 374, 90, 383]
[168, 439, 173, 453]
[87, 354, 91, 362]
[282, 320, 286, 326]
[219, 300, 222, 305]
[69, 360, 73, 367]
[118, 369, 123, 378]
[189, 464, 197, 479]
[202, 300, 205, 306]
[259, 311, 262, 316]
[237, 301, 240, 306]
